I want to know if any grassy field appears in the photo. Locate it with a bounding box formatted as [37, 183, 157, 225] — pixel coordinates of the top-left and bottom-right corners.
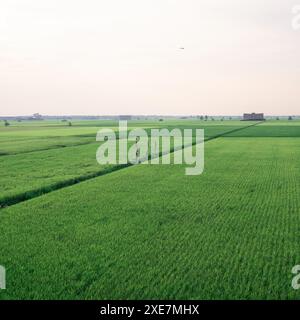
[0, 120, 252, 155]
[224, 120, 300, 137]
[0, 120, 255, 207]
[0, 119, 299, 299]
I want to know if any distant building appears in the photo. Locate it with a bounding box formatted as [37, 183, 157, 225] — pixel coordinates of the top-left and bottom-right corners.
[119, 115, 132, 120]
[242, 113, 265, 121]
[32, 113, 43, 120]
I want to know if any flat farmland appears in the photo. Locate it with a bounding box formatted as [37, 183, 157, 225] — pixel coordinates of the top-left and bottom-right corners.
[0, 120, 254, 207]
[0, 119, 300, 299]
[225, 120, 300, 137]
[0, 120, 253, 155]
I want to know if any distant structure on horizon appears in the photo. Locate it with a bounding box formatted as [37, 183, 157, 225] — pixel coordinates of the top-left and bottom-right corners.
[242, 113, 265, 121]
[119, 115, 132, 120]
[32, 113, 43, 120]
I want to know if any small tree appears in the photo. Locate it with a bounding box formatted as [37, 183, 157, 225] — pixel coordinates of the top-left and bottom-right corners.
[68, 121, 72, 126]
[288, 116, 293, 121]
[4, 120, 9, 127]
[276, 117, 280, 120]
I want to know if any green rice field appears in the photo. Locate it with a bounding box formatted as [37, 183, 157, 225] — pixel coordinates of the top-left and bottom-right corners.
[0, 119, 300, 299]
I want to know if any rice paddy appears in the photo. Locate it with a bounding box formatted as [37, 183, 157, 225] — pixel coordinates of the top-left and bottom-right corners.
[0, 119, 299, 299]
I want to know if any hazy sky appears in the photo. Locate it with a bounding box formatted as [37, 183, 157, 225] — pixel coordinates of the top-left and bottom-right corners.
[1, 0, 300, 116]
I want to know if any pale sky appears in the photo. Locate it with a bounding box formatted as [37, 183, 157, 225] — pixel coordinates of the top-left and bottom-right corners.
[1, 0, 300, 116]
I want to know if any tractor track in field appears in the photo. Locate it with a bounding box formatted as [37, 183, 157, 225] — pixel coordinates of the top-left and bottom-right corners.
[0, 122, 262, 209]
